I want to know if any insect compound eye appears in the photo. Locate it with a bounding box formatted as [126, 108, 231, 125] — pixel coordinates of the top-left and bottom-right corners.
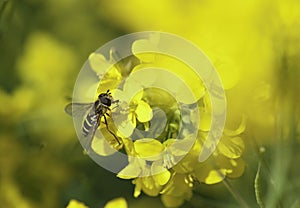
[99, 95, 111, 106]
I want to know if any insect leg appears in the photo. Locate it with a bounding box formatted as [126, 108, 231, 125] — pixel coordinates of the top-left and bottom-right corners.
[112, 99, 119, 104]
[103, 115, 122, 145]
[110, 100, 119, 111]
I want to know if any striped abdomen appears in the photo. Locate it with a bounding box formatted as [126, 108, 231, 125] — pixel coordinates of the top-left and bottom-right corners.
[82, 112, 99, 137]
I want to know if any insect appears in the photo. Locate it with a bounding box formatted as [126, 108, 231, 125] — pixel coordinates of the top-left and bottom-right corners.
[65, 90, 122, 152]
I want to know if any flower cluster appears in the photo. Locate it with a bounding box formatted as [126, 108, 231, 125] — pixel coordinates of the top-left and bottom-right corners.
[88, 36, 246, 207]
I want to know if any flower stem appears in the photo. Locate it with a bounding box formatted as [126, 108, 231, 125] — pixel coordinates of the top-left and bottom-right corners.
[222, 178, 251, 208]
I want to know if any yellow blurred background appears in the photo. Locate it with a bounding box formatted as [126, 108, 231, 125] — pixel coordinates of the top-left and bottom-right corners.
[0, 0, 299, 207]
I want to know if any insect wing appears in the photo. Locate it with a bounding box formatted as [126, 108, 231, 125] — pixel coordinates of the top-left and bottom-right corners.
[64, 102, 94, 117]
[65, 102, 98, 152]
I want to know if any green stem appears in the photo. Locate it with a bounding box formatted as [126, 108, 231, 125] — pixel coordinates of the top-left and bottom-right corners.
[222, 178, 251, 208]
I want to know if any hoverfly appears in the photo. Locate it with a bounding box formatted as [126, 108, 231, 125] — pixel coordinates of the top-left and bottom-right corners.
[65, 90, 122, 152]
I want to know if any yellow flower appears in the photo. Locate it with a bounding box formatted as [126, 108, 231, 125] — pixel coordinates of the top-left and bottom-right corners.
[170, 119, 246, 184]
[161, 173, 193, 208]
[171, 138, 203, 174]
[91, 121, 123, 155]
[193, 155, 245, 185]
[131, 36, 206, 104]
[66, 199, 89, 208]
[89, 51, 123, 94]
[117, 138, 171, 197]
[192, 121, 246, 184]
[104, 197, 127, 208]
[132, 168, 171, 198]
[89, 48, 140, 97]
[111, 83, 153, 138]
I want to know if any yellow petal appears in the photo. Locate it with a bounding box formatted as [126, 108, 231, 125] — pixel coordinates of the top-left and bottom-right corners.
[97, 67, 122, 93]
[132, 35, 206, 104]
[66, 199, 89, 208]
[228, 158, 245, 178]
[132, 42, 156, 62]
[114, 113, 135, 138]
[132, 33, 160, 62]
[194, 162, 213, 183]
[219, 157, 246, 179]
[155, 54, 206, 104]
[129, 53, 205, 104]
[160, 173, 193, 198]
[218, 136, 244, 159]
[104, 198, 127, 208]
[141, 177, 161, 197]
[134, 138, 164, 160]
[204, 169, 226, 184]
[88, 52, 110, 75]
[91, 135, 117, 156]
[135, 101, 153, 122]
[117, 161, 142, 179]
[152, 170, 171, 186]
[133, 179, 142, 198]
[110, 89, 127, 101]
[110, 48, 140, 77]
[224, 116, 247, 136]
[123, 81, 144, 101]
[97, 119, 123, 151]
[123, 70, 156, 98]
